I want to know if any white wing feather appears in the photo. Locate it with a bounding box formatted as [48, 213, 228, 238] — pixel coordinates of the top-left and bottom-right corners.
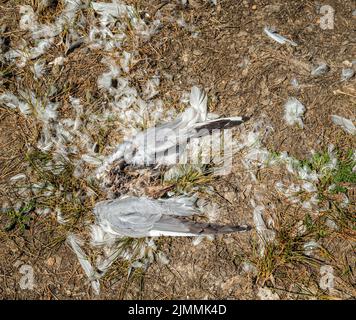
[331, 115, 356, 135]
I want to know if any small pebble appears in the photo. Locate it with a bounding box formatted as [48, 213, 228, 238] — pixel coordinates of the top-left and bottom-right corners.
[46, 257, 55, 267]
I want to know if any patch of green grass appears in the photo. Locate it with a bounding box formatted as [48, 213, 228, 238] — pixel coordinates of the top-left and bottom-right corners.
[260, 225, 324, 277]
[26, 150, 78, 190]
[300, 151, 331, 172]
[330, 151, 355, 185]
[164, 164, 213, 194]
[23, 149, 101, 231]
[4, 201, 35, 232]
[300, 149, 355, 195]
[303, 213, 329, 239]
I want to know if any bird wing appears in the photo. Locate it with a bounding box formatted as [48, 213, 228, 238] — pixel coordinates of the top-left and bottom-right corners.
[94, 196, 251, 237]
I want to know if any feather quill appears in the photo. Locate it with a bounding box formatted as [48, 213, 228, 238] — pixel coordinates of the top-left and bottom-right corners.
[66, 234, 100, 295]
[264, 27, 297, 46]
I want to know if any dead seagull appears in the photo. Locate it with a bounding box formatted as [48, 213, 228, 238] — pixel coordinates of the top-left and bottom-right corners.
[97, 86, 248, 177]
[93, 195, 251, 238]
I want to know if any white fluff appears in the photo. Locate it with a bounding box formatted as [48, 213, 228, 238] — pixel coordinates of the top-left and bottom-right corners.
[284, 97, 305, 128]
[264, 27, 297, 46]
[341, 68, 355, 81]
[156, 252, 169, 265]
[29, 39, 54, 60]
[56, 209, 69, 225]
[303, 241, 320, 256]
[331, 115, 355, 135]
[97, 57, 121, 92]
[1, 92, 31, 115]
[82, 154, 103, 166]
[319, 265, 334, 292]
[0, 93, 20, 109]
[143, 76, 160, 99]
[257, 287, 280, 300]
[302, 182, 317, 193]
[19, 6, 38, 32]
[32, 60, 46, 79]
[17, 0, 82, 62]
[50, 56, 65, 66]
[311, 63, 329, 76]
[120, 51, 132, 73]
[302, 194, 319, 210]
[91, 2, 129, 18]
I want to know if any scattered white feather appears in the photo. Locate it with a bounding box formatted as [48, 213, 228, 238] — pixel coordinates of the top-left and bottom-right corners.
[325, 218, 338, 230]
[66, 234, 100, 295]
[120, 51, 131, 73]
[264, 27, 297, 46]
[19, 6, 38, 32]
[319, 265, 334, 292]
[0, 93, 20, 109]
[341, 68, 355, 81]
[311, 63, 329, 76]
[32, 60, 46, 79]
[241, 262, 257, 275]
[50, 56, 65, 66]
[284, 97, 305, 128]
[10, 173, 27, 182]
[90, 224, 116, 247]
[42, 103, 59, 123]
[290, 77, 299, 88]
[331, 115, 356, 135]
[302, 182, 317, 193]
[302, 194, 319, 210]
[82, 154, 103, 166]
[1, 92, 31, 115]
[303, 240, 320, 256]
[29, 39, 54, 60]
[156, 252, 169, 265]
[257, 287, 280, 300]
[192, 234, 214, 246]
[252, 205, 275, 242]
[91, 2, 129, 17]
[143, 76, 160, 99]
[298, 166, 319, 182]
[252, 204, 275, 256]
[97, 57, 121, 92]
[56, 209, 69, 225]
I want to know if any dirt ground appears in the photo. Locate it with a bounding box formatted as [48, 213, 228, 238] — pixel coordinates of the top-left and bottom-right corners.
[0, 0, 355, 299]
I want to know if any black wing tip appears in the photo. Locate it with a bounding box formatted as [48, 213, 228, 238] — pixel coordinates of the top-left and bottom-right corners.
[195, 223, 252, 235]
[233, 224, 252, 232]
[223, 224, 252, 233]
